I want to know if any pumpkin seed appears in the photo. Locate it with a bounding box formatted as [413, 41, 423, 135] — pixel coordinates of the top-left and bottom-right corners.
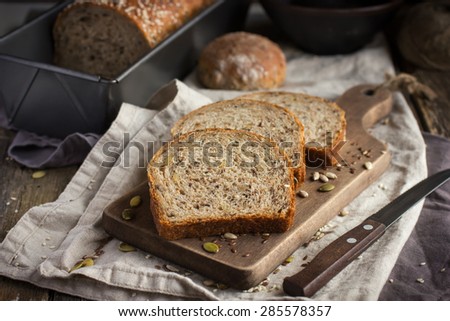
[32, 171, 46, 179]
[69, 261, 84, 273]
[121, 208, 134, 220]
[129, 195, 142, 208]
[364, 161, 373, 170]
[202, 242, 219, 253]
[119, 242, 136, 252]
[284, 256, 294, 264]
[83, 258, 95, 267]
[224, 232, 238, 240]
[318, 183, 335, 192]
[69, 258, 94, 273]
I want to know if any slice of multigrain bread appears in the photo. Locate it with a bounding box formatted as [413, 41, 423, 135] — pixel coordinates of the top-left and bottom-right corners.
[171, 99, 305, 186]
[147, 129, 296, 240]
[240, 92, 346, 166]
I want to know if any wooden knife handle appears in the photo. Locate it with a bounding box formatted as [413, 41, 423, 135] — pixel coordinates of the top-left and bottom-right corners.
[283, 219, 386, 297]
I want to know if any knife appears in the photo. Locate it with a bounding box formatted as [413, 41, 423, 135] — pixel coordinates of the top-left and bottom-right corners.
[283, 168, 450, 297]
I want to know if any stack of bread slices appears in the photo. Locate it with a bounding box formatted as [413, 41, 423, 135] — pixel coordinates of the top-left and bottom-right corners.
[147, 92, 346, 240]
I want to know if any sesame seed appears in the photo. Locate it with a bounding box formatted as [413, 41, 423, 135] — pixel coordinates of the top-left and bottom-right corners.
[388, 279, 394, 283]
[416, 278, 425, 284]
[419, 262, 426, 266]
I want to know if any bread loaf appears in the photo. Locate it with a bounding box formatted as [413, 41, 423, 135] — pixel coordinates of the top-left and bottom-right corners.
[171, 99, 305, 186]
[240, 92, 346, 166]
[147, 129, 296, 240]
[197, 32, 286, 90]
[53, 0, 212, 78]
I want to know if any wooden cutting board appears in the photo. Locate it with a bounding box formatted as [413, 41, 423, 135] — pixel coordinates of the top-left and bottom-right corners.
[102, 84, 393, 290]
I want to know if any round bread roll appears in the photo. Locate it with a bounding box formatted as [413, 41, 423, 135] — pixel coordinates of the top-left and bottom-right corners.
[197, 32, 286, 90]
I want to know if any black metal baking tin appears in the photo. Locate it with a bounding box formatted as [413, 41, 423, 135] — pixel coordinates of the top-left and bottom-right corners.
[0, 0, 249, 138]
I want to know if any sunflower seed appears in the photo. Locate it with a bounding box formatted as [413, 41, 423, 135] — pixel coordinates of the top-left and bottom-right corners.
[416, 278, 425, 284]
[202, 242, 219, 253]
[319, 174, 329, 183]
[203, 279, 216, 287]
[261, 233, 270, 239]
[364, 161, 373, 170]
[224, 232, 238, 240]
[297, 190, 309, 198]
[325, 172, 337, 179]
[163, 264, 179, 273]
[129, 195, 142, 208]
[318, 183, 335, 192]
[32, 171, 46, 179]
[312, 172, 320, 181]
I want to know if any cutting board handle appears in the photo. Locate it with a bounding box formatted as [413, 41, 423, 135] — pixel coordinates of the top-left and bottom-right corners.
[336, 84, 393, 133]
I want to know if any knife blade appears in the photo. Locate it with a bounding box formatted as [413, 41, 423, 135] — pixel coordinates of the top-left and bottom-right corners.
[283, 168, 450, 297]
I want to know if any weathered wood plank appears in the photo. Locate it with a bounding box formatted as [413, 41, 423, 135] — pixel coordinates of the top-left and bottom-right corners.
[408, 70, 450, 139]
[0, 128, 78, 300]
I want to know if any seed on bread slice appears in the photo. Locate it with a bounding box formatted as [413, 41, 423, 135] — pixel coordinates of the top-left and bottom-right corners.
[240, 92, 346, 166]
[147, 129, 296, 240]
[171, 98, 305, 186]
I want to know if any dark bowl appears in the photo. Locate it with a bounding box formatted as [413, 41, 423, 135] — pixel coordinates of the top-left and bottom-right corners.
[260, 0, 402, 54]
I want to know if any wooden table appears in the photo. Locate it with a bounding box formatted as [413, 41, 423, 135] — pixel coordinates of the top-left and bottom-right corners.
[0, 1, 449, 301]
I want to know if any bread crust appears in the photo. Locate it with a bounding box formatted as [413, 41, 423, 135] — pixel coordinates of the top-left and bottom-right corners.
[147, 128, 296, 240]
[171, 98, 305, 186]
[197, 32, 286, 90]
[53, 0, 212, 77]
[240, 91, 346, 167]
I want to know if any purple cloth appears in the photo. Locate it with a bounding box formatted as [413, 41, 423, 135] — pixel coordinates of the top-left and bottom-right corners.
[379, 132, 450, 300]
[7, 130, 99, 169]
[1, 99, 99, 169]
